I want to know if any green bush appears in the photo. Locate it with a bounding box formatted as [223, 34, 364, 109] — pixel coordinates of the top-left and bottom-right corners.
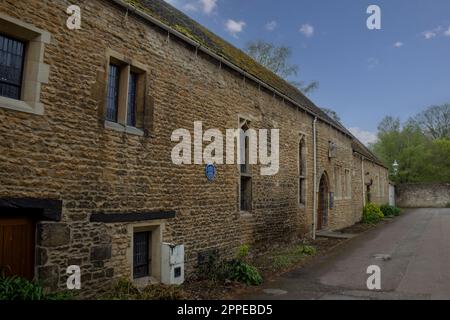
[0, 276, 74, 300]
[226, 260, 262, 286]
[362, 203, 384, 224]
[446, 202, 450, 208]
[380, 204, 401, 217]
[197, 245, 263, 286]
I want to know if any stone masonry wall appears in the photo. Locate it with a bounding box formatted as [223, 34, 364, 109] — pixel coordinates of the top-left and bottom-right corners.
[0, 0, 389, 296]
[396, 183, 450, 208]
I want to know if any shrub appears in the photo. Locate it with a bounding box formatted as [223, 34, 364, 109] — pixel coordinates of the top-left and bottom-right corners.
[197, 245, 263, 286]
[380, 204, 401, 217]
[446, 202, 450, 209]
[226, 245, 263, 286]
[227, 260, 263, 286]
[362, 203, 384, 224]
[0, 276, 74, 300]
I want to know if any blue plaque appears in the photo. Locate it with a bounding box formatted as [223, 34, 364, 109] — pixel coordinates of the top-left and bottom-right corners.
[205, 164, 217, 182]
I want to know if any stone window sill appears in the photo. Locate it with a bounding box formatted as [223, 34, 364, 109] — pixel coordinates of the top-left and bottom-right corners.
[0, 96, 44, 115]
[104, 120, 144, 136]
[239, 211, 253, 218]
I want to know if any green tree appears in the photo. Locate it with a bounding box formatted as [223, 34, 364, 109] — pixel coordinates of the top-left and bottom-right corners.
[371, 112, 450, 183]
[245, 40, 318, 94]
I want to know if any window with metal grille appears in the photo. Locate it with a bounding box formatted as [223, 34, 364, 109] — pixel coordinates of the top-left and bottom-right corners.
[299, 138, 306, 205]
[106, 64, 120, 122]
[127, 72, 137, 127]
[133, 232, 150, 279]
[0, 34, 25, 100]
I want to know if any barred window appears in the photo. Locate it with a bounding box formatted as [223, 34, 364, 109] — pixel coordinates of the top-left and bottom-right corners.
[0, 34, 25, 100]
[106, 64, 120, 122]
[133, 232, 150, 279]
[127, 72, 137, 127]
[299, 138, 306, 205]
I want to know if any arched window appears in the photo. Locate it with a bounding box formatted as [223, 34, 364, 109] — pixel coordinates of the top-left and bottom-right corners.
[299, 138, 306, 205]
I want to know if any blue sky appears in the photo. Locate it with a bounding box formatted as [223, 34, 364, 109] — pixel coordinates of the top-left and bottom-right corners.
[165, 0, 450, 144]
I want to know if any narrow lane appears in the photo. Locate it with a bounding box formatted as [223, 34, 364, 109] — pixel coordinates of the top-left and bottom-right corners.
[244, 209, 450, 300]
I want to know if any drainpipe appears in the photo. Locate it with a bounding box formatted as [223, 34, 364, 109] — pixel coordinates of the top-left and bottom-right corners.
[361, 156, 366, 207]
[312, 117, 318, 240]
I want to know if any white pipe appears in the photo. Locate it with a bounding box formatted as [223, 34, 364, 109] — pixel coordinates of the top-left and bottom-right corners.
[312, 117, 318, 240]
[361, 156, 366, 207]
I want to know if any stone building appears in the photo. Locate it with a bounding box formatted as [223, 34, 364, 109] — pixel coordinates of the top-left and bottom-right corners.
[0, 0, 389, 295]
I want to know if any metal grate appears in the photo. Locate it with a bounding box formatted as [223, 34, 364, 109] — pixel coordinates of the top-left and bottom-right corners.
[133, 232, 150, 279]
[0, 34, 25, 100]
[106, 64, 120, 122]
[127, 72, 137, 127]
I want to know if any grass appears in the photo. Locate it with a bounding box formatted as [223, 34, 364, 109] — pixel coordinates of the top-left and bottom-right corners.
[254, 244, 317, 274]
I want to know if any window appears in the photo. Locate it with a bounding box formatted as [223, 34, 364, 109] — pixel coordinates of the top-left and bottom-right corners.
[127, 72, 138, 127]
[0, 13, 51, 115]
[240, 176, 252, 212]
[106, 64, 119, 122]
[334, 166, 342, 199]
[104, 51, 147, 136]
[133, 231, 151, 279]
[377, 175, 381, 197]
[344, 169, 351, 199]
[298, 138, 306, 205]
[239, 118, 252, 212]
[0, 34, 25, 100]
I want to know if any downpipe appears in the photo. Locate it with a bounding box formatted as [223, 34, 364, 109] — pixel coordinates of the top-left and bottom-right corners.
[312, 117, 318, 240]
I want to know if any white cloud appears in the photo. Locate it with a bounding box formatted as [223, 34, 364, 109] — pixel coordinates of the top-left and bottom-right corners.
[445, 25, 450, 36]
[299, 24, 314, 37]
[393, 41, 404, 48]
[199, 0, 217, 14]
[265, 20, 277, 32]
[166, 0, 217, 15]
[183, 3, 198, 11]
[422, 26, 442, 39]
[225, 19, 246, 37]
[349, 127, 378, 146]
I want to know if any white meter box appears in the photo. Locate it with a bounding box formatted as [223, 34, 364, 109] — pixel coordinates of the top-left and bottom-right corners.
[161, 243, 185, 285]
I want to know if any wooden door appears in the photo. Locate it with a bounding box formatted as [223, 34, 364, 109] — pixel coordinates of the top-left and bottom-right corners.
[0, 217, 35, 279]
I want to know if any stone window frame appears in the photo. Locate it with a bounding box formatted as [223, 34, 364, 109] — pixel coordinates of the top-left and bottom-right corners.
[126, 221, 164, 286]
[0, 13, 51, 115]
[334, 165, 343, 200]
[298, 133, 308, 208]
[344, 168, 352, 200]
[104, 49, 148, 137]
[237, 114, 256, 215]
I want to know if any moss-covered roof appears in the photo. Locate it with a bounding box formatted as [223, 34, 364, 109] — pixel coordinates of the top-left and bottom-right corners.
[120, 0, 383, 166]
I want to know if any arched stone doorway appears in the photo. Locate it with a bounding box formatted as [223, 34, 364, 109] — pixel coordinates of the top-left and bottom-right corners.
[317, 173, 329, 230]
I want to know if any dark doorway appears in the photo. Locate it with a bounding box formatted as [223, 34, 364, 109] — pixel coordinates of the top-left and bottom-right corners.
[0, 215, 36, 279]
[317, 174, 329, 230]
[366, 185, 372, 204]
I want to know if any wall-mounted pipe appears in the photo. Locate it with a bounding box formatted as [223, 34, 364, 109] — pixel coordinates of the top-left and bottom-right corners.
[312, 117, 318, 240]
